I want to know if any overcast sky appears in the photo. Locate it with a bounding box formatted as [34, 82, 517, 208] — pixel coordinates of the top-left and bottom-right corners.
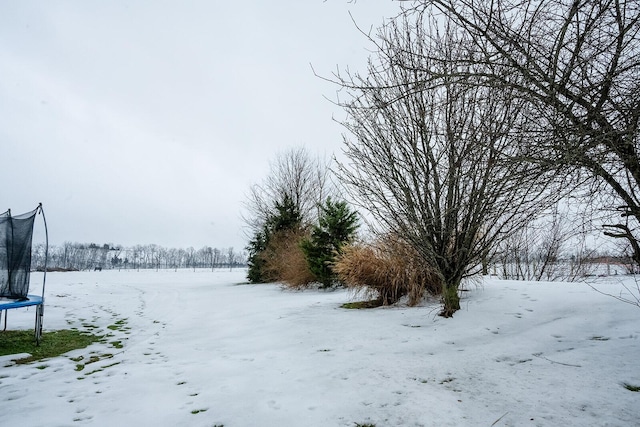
[0, 1, 403, 250]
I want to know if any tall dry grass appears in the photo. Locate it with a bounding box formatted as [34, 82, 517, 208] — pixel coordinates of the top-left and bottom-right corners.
[334, 235, 441, 306]
[260, 228, 316, 288]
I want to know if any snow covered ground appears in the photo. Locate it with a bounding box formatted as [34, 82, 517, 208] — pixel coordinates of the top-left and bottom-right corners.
[0, 269, 638, 426]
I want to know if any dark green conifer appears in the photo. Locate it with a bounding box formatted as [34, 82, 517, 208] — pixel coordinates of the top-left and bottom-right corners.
[301, 197, 359, 287]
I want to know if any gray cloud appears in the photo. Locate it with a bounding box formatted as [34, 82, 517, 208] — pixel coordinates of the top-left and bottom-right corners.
[0, 1, 401, 249]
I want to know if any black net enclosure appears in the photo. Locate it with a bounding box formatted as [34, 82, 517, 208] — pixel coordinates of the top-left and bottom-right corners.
[0, 207, 38, 299]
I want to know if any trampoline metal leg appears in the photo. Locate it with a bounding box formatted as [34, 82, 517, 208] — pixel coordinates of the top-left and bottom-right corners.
[34, 305, 43, 345]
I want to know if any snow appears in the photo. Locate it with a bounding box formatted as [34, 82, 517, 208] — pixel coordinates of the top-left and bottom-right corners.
[1, 269, 638, 426]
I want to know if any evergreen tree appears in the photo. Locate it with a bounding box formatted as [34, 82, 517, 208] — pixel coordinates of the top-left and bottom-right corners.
[246, 227, 268, 283]
[246, 194, 303, 283]
[302, 197, 359, 287]
[267, 194, 302, 233]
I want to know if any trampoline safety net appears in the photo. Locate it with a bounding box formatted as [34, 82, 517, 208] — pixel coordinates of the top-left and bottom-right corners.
[0, 207, 37, 299]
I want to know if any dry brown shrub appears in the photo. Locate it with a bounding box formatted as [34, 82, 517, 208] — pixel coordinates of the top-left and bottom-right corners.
[260, 228, 315, 288]
[334, 235, 441, 306]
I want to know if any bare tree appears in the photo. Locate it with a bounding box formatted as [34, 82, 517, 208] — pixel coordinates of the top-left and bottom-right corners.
[213, 247, 221, 269]
[397, 0, 640, 266]
[493, 208, 597, 281]
[110, 245, 123, 270]
[243, 146, 336, 237]
[333, 13, 557, 316]
[227, 247, 236, 270]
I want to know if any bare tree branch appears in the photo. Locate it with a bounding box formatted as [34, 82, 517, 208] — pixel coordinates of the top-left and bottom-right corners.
[403, 0, 640, 266]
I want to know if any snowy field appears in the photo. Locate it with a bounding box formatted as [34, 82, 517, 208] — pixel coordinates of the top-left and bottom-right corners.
[0, 269, 638, 427]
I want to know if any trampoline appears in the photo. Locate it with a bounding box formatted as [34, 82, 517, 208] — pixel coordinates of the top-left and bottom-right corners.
[0, 204, 48, 344]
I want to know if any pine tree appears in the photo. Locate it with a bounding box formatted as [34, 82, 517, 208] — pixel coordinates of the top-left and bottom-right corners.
[246, 194, 303, 283]
[302, 197, 359, 287]
[267, 194, 302, 233]
[246, 227, 268, 283]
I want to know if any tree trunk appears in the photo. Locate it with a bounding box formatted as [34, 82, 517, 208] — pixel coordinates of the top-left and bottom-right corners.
[440, 284, 460, 317]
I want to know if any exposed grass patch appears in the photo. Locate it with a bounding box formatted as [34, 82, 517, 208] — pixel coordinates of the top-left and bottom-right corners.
[107, 319, 128, 331]
[190, 408, 208, 414]
[341, 299, 384, 309]
[623, 383, 640, 392]
[87, 355, 102, 364]
[355, 423, 376, 427]
[0, 329, 101, 365]
[83, 361, 121, 376]
[74, 353, 113, 371]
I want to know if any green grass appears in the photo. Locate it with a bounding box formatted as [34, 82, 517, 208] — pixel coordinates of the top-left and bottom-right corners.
[75, 353, 114, 371]
[341, 299, 384, 309]
[83, 361, 121, 376]
[623, 383, 640, 392]
[107, 318, 128, 331]
[0, 329, 101, 365]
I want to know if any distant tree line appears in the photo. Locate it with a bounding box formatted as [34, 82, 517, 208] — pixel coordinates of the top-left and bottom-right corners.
[31, 242, 247, 272]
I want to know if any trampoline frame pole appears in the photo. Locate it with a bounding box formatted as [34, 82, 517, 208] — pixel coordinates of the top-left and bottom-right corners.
[36, 203, 48, 345]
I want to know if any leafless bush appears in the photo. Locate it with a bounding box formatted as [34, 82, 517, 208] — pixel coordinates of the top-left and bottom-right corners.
[493, 210, 597, 281]
[259, 228, 315, 288]
[334, 235, 440, 306]
[610, 239, 640, 275]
